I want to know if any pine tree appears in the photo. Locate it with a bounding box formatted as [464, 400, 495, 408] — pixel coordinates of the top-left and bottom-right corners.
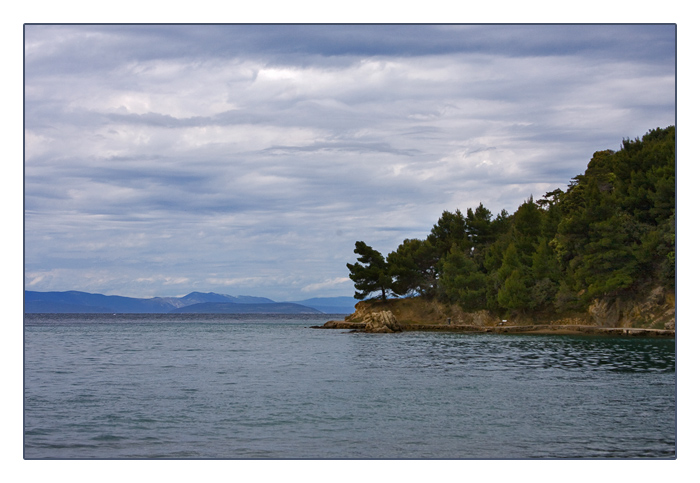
[346, 241, 393, 301]
[437, 245, 488, 310]
[427, 210, 470, 259]
[387, 238, 438, 297]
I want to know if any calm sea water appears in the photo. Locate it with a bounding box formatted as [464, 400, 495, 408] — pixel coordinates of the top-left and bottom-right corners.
[24, 313, 676, 459]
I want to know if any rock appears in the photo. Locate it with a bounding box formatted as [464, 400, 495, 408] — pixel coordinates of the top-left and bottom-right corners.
[648, 286, 665, 305]
[316, 320, 367, 330]
[338, 290, 675, 333]
[664, 319, 675, 330]
[345, 300, 372, 321]
[587, 298, 618, 327]
[586, 287, 676, 329]
[470, 310, 499, 326]
[363, 310, 401, 333]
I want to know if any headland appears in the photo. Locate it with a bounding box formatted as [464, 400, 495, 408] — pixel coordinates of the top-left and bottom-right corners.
[312, 291, 675, 337]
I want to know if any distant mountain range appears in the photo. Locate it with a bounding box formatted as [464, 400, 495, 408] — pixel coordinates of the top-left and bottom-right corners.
[24, 291, 358, 314]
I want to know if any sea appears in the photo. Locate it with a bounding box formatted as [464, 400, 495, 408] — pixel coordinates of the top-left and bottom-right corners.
[23, 313, 676, 459]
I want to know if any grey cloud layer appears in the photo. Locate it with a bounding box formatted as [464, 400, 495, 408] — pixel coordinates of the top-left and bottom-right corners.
[24, 25, 675, 299]
[25, 24, 675, 68]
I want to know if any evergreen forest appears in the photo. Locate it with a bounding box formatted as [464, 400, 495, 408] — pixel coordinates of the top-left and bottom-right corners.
[347, 126, 676, 317]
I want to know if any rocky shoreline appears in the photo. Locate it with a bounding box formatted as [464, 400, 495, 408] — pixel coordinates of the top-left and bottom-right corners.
[312, 317, 675, 337]
[311, 291, 676, 337]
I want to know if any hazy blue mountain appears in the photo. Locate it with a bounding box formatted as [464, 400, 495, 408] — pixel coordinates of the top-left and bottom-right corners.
[24, 290, 338, 314]
[290, 297, 357, 314]
[171, 302, 322, 314]
[175, 292, 275, 306]
[24, 291, 175, 313]
[24, 300, 114, 313]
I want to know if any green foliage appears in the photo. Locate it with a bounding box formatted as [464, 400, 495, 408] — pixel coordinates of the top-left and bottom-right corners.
[530, 238, 560, 309]
[437, 246, 488, 310]
[554, 126, 675, 302]
[532, 238, 559, 281]
[347, 126, 675, 314]
[465, 203, 493, 257]
[387, 238, 438, 297]
[427, 209, 471, 259]
[512, 196, 543, 241]
[346, 241, 393, 301]
[658, 210, 676, 285]
[497, 269, 534, 312]
[537, 189, 564, 240]
[496, 242, 524, 283]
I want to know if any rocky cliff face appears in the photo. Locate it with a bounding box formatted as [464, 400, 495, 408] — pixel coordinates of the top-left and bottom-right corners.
[361, 311, 402, 333]
[346, 298, 501, 327]
[586, 286, 675, 329]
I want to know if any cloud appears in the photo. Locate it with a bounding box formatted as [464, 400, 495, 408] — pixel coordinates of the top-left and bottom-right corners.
[23, 24, 676, 300]
[301, 277, 352, 293]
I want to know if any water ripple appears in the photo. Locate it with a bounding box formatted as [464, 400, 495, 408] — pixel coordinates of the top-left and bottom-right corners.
[25, 315, 676, 459]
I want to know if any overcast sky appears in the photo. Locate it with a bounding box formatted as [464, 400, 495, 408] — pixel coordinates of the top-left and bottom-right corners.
[23, 24, 676, 300]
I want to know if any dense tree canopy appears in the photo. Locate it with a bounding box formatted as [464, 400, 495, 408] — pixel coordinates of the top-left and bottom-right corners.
[347, 126, 675, 314]
[387, 238, 438, 297]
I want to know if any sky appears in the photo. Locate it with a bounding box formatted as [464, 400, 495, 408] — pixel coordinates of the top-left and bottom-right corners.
[23, 24, 676, 301]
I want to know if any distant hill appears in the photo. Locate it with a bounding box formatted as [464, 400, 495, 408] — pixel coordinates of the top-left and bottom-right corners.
[24, 290, 175, 313]
[24, 290, 351, 314]
[171, 302, 322, 314]
[154, 292, 276, 309]
[24, 300, 115, 313]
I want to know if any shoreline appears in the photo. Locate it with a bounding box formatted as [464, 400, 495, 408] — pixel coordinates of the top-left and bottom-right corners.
[312, 320, 675, 337]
